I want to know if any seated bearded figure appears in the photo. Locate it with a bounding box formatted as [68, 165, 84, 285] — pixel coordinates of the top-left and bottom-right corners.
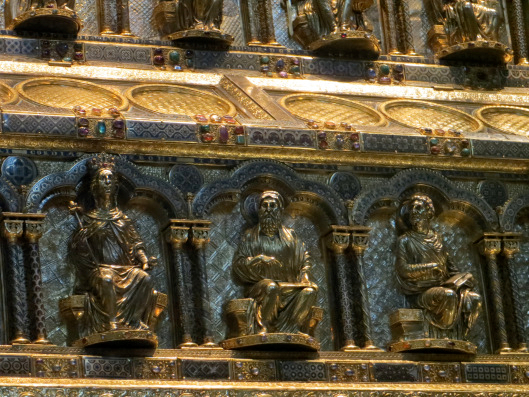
[395, 194, 482, 339]
[232, 191, 319, 335]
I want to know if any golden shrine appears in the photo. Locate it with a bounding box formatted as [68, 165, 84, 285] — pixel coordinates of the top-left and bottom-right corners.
[0, 0, 527, 394]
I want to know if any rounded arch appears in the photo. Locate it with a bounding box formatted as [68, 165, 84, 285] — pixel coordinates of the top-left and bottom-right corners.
[192, 160, 348, 225]
[26, 154, 186, 218]
[352, 168, 498, 230]
[500, 192, 529, 232]
[0, 176, 22, 212]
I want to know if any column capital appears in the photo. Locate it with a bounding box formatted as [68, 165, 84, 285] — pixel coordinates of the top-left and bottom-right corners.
[2, 216, 24, 244]
[502, 232, 522, 259]
[475, 233, 502, 257]
[350, 226, 371, 255]
[190, 220, 212, 249]
[165, 224, 189, 250]
[25, 219, 46, 244]
[326, 229, 350, 254]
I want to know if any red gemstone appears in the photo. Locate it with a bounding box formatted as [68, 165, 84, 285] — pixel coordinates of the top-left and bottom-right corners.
[350, 133, 360, 141]
[341, 33, 347, 38]
[201, 133, 215, 142]
[319, 140, 329, 149]
[234, 126, 244, 135]
[195, 114, 208, 122]
[113, 128, 125, 138]
[431, 145, 441, 154]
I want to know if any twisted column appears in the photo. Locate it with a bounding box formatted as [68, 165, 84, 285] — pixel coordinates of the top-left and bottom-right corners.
[351, 226, 381, 350]
[165, 221, 198, 348]
[25, 216, 50, 344]
[477, 233, 511, 353]
[3, 215, 29, 344]
[502, 233, 527, 352]
[191, 221, 219, 348]
[326, 226, 357, 350]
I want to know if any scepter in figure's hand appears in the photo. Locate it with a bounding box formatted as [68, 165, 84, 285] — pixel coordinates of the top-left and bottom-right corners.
[69, 200, 98, 265]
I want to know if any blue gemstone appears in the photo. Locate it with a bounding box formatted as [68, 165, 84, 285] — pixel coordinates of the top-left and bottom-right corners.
[367, 68, 377, 78]
[276, 59, 285, 70]
[97, 120, 106, 135]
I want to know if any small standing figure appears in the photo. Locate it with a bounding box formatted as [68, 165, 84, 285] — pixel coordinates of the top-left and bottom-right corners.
[392, 194, 481, 350]
[222, 191, 322, 350]
[66, 156, 163, 347]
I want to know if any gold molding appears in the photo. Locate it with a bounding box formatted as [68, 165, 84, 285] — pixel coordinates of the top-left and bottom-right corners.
[0, 134, 528, 173]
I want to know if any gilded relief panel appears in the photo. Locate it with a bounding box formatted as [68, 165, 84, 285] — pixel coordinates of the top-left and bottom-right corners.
[364, 209, 489, 352]
[39, 200, 173, 348]
[205, 202, 334, 349]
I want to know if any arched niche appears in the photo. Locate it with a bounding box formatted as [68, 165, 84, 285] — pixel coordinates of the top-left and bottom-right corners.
[351, 168, 497, 352]
[500, 193, 529, 347]
[25, 154, 186, 347]
[192, 160, 347, 350]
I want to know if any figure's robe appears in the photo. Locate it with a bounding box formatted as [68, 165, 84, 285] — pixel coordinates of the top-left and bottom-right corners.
[71, 209, 155, 336]
[233, 225, 317, 333]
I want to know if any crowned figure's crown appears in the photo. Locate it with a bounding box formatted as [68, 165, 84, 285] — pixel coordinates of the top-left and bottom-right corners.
[89, 153, 117, 173]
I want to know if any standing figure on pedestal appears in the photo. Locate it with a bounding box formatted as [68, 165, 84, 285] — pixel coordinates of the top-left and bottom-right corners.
[390, 194, 481, 353]
[285, 0, 379, 56]
[61, 156, 165, 348]
[154, 0, 233, 44]
[427, 0, 510, 62]
[222, 191, 323, 350]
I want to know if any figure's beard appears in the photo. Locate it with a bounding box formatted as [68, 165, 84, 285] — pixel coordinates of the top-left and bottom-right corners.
[259, 211, 282, 236]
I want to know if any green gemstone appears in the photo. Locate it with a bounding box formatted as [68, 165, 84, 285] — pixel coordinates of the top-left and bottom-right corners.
[236, 135, 245, 144]
[430, 138, 439, 145]
[266, 71, 273, 77]
[186, 59, 193, 67]
[290, 65, 300, 73]
[260, 56, 270, 64]
[461, 148, 471, 156]
[200, 124, 210, 133]
[169, 51, 180, 63]
[379, 64, 390, 75]
[97, 120, 106, 135]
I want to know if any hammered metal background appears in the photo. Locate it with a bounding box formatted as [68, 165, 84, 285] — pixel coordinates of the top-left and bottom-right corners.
[205, 203, 334, 350]
[40, 201, 173, 348]
[363, 210, 489, 352]
[512, 219, 529, 347]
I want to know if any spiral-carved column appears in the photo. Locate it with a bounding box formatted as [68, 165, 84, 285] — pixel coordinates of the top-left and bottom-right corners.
[351, 226, 382, 351]
[191, 221, 219, 348]
[165, 221, 198, 348]
[502, 233, 527, 352]
[3, 215, 29, 344]
[25, 216, 50, 344]
[326, 226, 358, 350]
[477, 233, 511, 353]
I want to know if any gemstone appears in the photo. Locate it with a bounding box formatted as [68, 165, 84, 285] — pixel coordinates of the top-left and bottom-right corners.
[324, 121, 336, 129]
[285, 334, 292, 341]
[42, 49, 51, 58]
[266, 71, 273, 77]
[423, 365, 430, 371]
[261, 66, 270, 73]
[378, 76, 391, 84]
[173, 65, 182, 71]
[96, 121, 106, 135]
[438, 370, 447, 377]
[394, 64, 404, 73]
[201, 133, 214, 142]
[223, 116, 236, 124]
[73, 43, 82, 51]
[330, 364, 338, 371]
[279, 71, 288, 78]
[78, 127, 89, 136]
[169, 51, 180, 63]
[290, 65, 300, 74]
[92, 108, 102, 116]
[237, 374, 244, 380]
[423, 127, 433, 134]
[114, 129, 125, 139]
[236, 362, 243, 368]
[444, 140, 458, 154]
[210, 114, 222, 123]
[260, 56, 270, 64]
[345, 369, 355, 376]
[41, 41, 50, 48]
[200, 124, 210, 133]
[113, 118, 124, 129]
[63, 57, 72, 62]
[317, 132, 327, 139]
[185, 50, 194, 58]
[153, 48, 163, 55]
[261, 334, 268, 342]
[352, 142, 360, 150]
[251, 367, 260, 376]
[461, 139, 469, 147]
[77, 109, 86, 116]
[294, 72, 301, 77]
[69, 359, 77, 365]
[350, 132, 360, 141]
[341, 33, 347, 38]
[331, 375, 338, 381]
[431, 145, 440, 154]
[234, 125, 244, 135]
[379, 64, 390, 75]
[435, 129, 445, 135]
[186, 59, 194, 67]
[394, 72, 404, 82]
[236, 135, 245, 144]
[219, 125, 229, 143]
[36, 359, 44, 365]
[336, 134, 344, 148]
[430, 138, 439, 145]
[74, 52, 83, 60]
[108, 107, 120, 117]
[292, 57, 300, 65]
[276, 59, 285, 70]
[461, 148, 471, 156]
[366, 68, 377, 79]
[424, 376, 431, 383]
[195, 114, 207, 122]
[153, 55, 164, 65]
[78, 118, 89, 126]
[151, 366, 161, 373]
[319, 140, 328, 149]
